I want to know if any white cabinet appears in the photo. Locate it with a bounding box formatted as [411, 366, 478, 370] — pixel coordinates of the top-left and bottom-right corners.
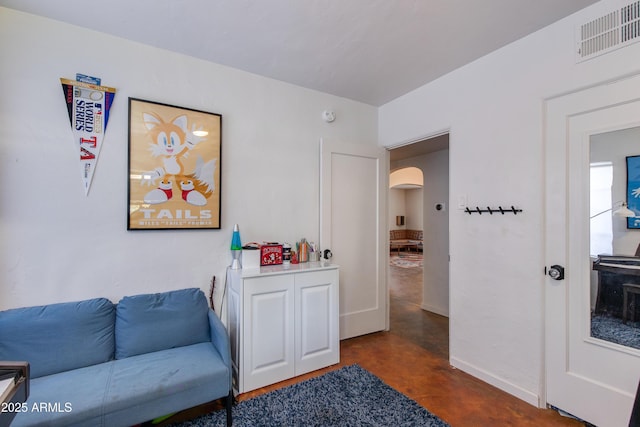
[227, 263, 339, 394]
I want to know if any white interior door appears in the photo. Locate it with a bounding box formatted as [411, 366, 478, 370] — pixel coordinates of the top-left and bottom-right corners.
[545, 74, 640, 427]
[320, 138, 387, 339]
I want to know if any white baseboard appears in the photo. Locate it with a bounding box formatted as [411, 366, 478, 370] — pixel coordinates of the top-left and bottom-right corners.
[421, 303, 449, 317]
[450, 356, 540, 407]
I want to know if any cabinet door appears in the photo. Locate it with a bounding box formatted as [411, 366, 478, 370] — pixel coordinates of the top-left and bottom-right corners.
[243, 274, 295, 392]
[295, 269, 340, 375]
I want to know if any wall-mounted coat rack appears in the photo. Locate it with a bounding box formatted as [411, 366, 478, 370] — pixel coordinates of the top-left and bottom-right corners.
[464, 206, 523, 215]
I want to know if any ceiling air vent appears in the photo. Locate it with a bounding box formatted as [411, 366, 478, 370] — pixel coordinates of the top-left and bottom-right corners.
[576, 0, 640, 61]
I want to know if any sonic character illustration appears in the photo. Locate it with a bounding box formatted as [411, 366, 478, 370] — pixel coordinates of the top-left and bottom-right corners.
[139, 112, 216, 206]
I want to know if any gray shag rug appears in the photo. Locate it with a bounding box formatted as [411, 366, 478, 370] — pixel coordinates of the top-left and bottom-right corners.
[172, 364, 448, 426]
[591, 313, 640, 350]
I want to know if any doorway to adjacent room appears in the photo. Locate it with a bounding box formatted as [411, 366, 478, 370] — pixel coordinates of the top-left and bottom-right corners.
[388, 133, 450, 359]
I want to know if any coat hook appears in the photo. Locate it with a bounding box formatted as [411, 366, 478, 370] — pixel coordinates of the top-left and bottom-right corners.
[464, 205, 522, 215]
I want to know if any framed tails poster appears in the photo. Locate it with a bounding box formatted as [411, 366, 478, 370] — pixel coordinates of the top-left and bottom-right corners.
[128, 98, 221, 230]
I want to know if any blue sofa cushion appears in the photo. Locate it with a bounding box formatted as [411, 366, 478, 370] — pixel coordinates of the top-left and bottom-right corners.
[0, 298, 115, 378]
[11, 342, 229, 427]
[115, 288, 210, 358]
[11, 361, 115, 427]
[103, 342, 230, 426]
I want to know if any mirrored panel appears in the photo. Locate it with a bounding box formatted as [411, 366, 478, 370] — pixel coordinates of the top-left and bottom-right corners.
[590, 126, 640, 350]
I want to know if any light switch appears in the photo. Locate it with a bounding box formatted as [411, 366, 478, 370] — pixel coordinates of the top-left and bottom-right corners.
[457, 195, 467, 210]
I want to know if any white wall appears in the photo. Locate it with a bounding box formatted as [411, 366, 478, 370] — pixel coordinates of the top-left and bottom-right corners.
[0, 8, 377, 311]
[379, 0, 640, 406]
[404, 189, 423, 230]
[388, 188, 406, 230]
[388, 187, 423, 231]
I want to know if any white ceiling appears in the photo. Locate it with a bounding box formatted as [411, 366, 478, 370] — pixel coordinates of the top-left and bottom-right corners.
[0, 0, 598, 106]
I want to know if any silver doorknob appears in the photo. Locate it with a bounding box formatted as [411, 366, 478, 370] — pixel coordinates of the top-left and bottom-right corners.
[548, 265, 565, 280]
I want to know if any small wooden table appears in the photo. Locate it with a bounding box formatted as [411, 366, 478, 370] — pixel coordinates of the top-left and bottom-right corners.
[0, 361, 29, 427]
[390, 241, 419, 253]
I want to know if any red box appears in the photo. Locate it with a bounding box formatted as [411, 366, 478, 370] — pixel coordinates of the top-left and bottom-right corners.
[260, 244, 283, 266]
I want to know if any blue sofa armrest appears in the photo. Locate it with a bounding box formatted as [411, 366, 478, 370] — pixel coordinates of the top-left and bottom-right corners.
[208, 310, 231, 383]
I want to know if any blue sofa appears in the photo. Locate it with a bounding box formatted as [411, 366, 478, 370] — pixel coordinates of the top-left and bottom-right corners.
[0, 288, 232, 427]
